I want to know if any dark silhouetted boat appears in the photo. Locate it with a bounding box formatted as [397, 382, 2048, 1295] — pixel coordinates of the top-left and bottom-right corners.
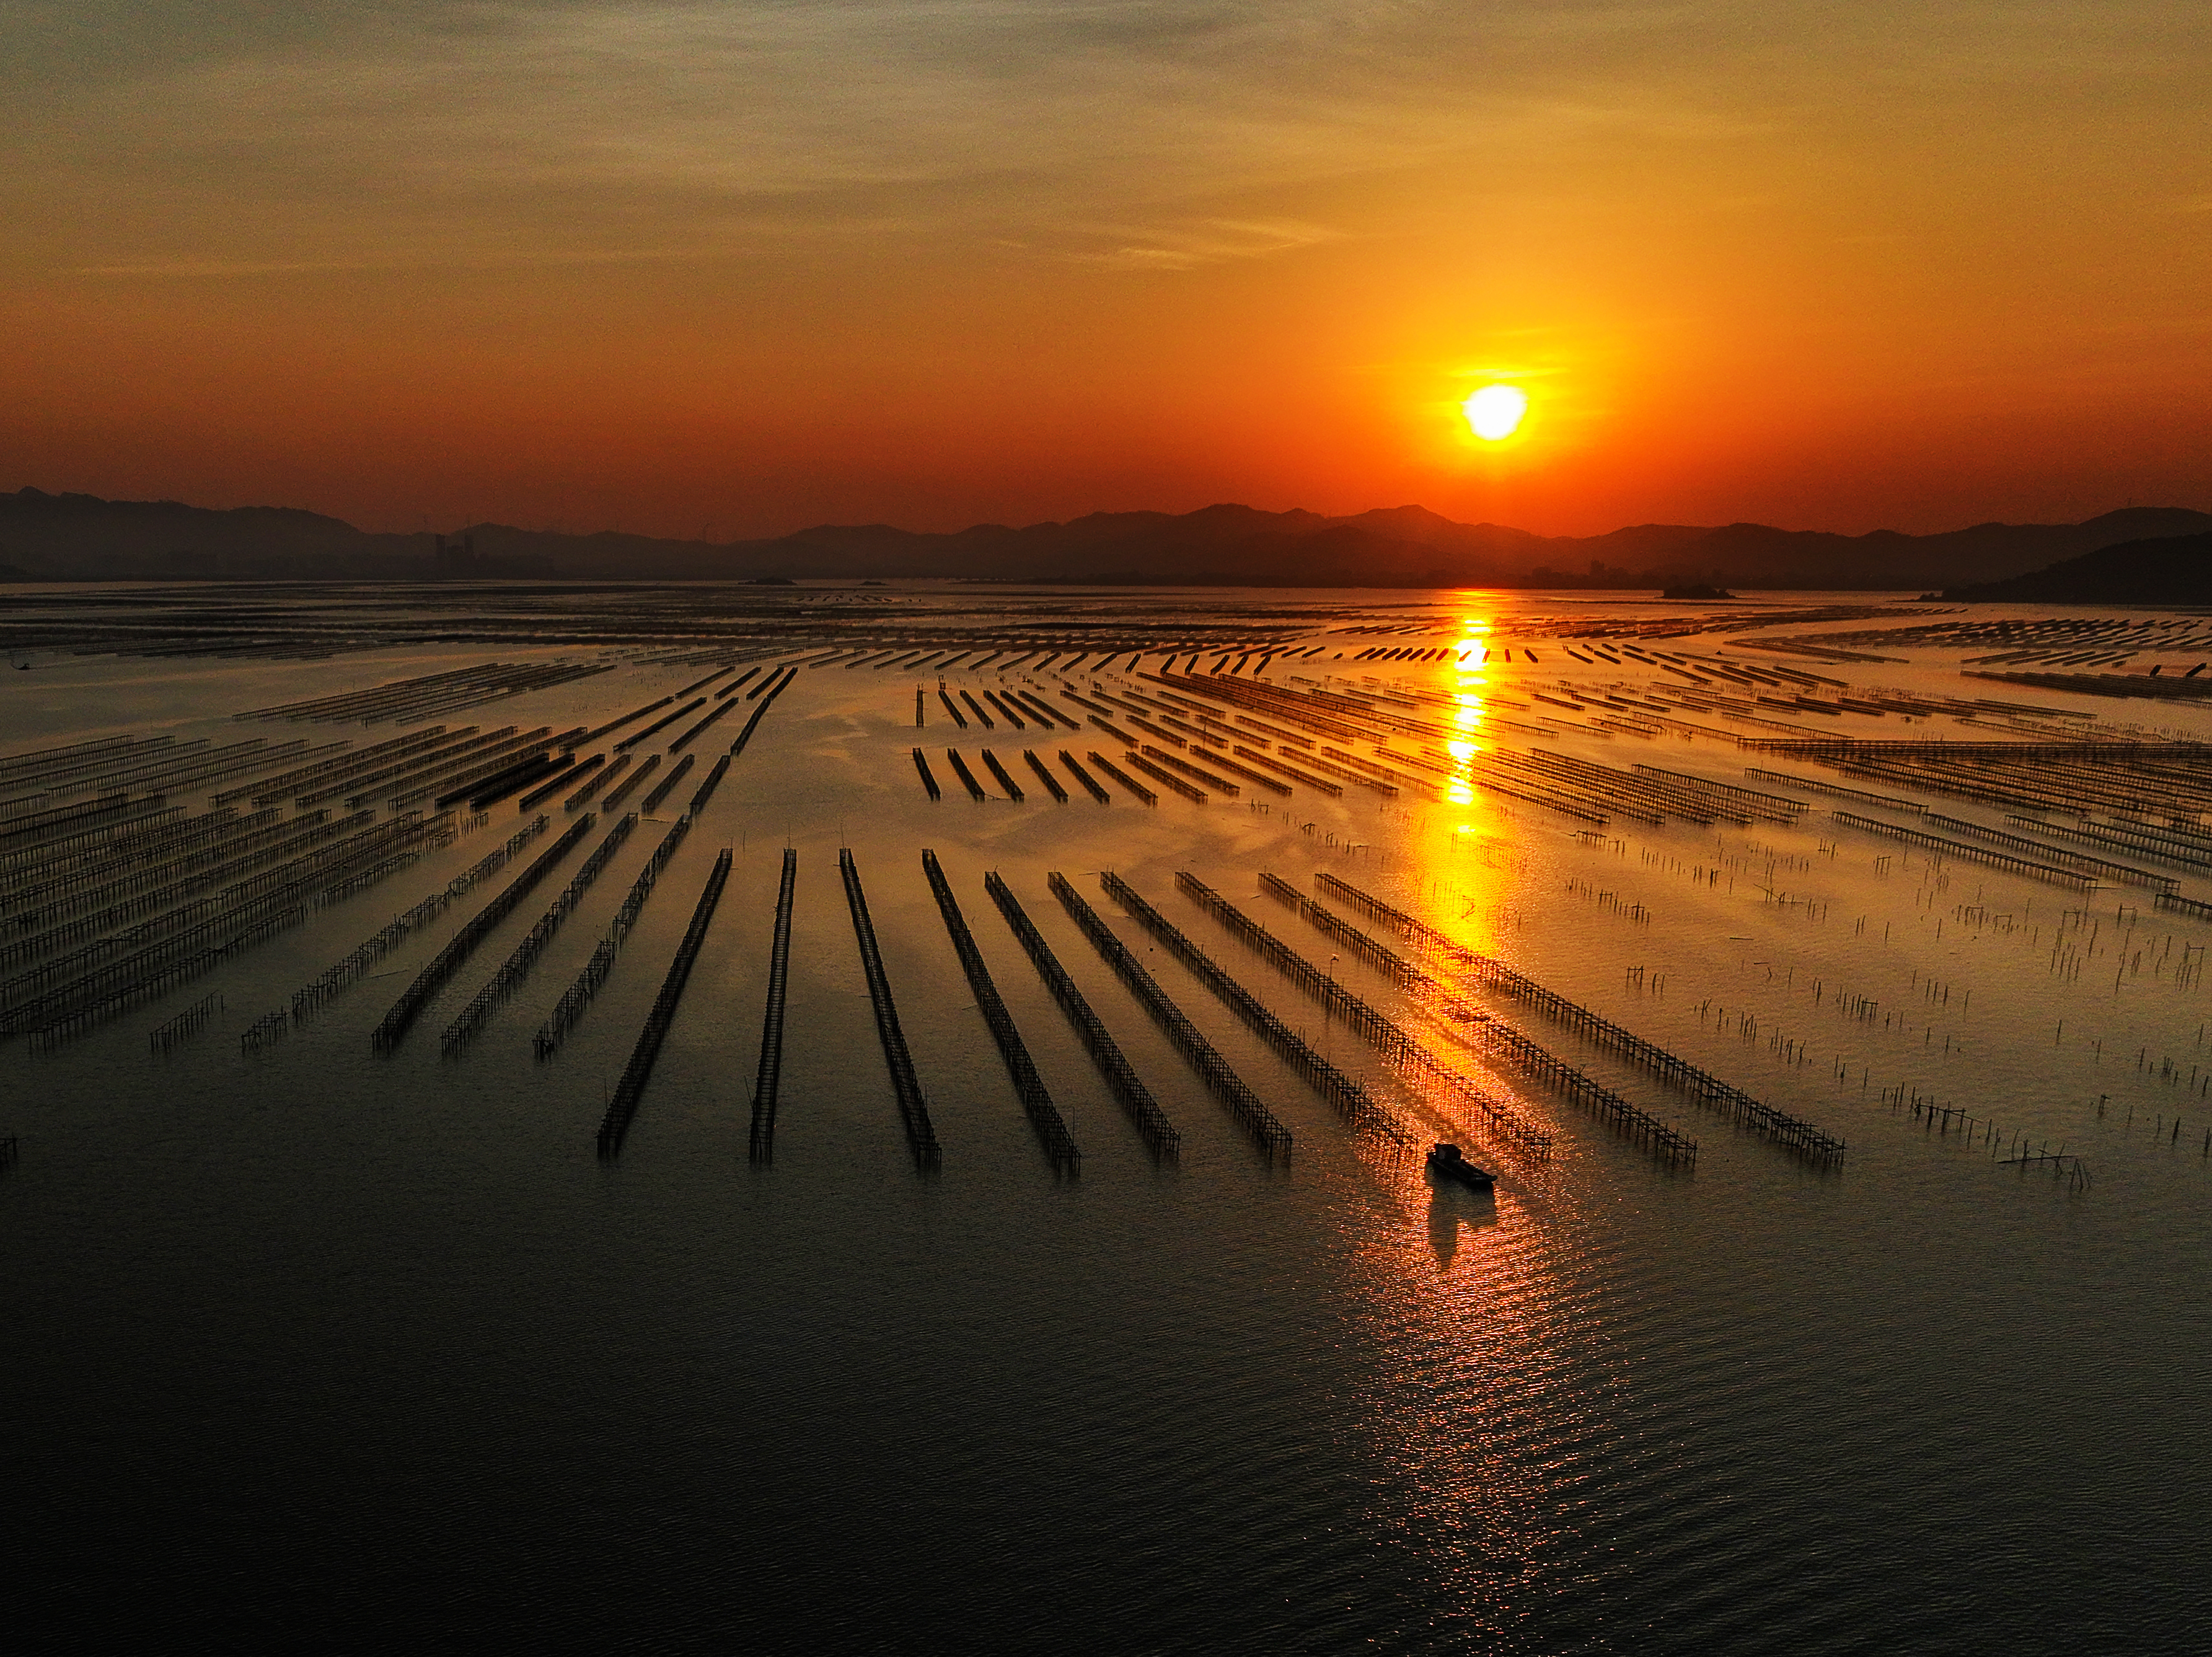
[1427, 1143, 1494, 1190]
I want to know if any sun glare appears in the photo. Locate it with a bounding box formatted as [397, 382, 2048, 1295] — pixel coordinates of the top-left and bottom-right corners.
[1461, 384, 1527, 442]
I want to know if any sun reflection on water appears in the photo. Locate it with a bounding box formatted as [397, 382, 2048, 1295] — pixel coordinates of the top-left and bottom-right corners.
[1443, 614, 1491, 807]
[1326, 624, 1611, 1616]
[1418, 609, 1517, 954]
[1338, 1130, 1605, 1632]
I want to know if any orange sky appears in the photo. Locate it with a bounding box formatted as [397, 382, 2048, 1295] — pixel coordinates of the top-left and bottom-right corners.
[5, 2, 2207, 539]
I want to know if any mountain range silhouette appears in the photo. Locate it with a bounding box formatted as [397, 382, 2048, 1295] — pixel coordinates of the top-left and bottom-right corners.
[2, 487, 2206, 591]
[1945, 531, 2212, 603]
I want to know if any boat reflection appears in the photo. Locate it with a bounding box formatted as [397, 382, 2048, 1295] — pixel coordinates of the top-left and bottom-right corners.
[1426, 1167, 1499, 1272]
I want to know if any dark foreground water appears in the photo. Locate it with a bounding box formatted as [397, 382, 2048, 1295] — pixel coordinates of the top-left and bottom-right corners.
[6, 598, 2209, 1653]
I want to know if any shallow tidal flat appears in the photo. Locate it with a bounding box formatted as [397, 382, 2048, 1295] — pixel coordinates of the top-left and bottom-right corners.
[4, 585, 2208, 1653]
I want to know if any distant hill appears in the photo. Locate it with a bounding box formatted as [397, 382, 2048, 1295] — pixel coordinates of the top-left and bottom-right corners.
[1687, 508, 2212, 591]
[1945, 530, 2212, 604]
[0, 488, 547, 580]
[3, 485, 2206, 590]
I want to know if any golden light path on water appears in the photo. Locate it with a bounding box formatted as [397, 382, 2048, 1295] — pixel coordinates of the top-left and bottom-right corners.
[1327, 620, 1617, 1628]
[1351, 1150, 1607, 1631]
[1444, 612, 1498, 946]
[1342, 948, 1603, 1623]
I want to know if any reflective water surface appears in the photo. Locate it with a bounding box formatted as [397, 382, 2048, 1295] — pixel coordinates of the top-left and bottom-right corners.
[5, 587, 2208, 1653]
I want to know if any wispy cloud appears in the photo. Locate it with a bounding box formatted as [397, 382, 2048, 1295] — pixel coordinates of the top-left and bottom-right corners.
[17, 1, 1698, 263]
[1044, 218, 1346, 271]
[14, 0, 2200, 271]
[157, 2, 1523, 191]
[64, 246, 732, 278]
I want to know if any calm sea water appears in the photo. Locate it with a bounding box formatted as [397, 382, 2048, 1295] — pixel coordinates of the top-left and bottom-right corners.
[6, 591, 2209, 1653]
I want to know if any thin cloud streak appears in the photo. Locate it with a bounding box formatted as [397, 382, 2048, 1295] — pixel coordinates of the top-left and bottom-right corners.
[1047, 219, 1348, 271]
[65, 247, 755, 279]
[19, 1, 1766, 260]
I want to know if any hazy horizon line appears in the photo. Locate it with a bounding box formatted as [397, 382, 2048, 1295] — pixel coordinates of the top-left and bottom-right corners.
[11, 482, 2208, 550]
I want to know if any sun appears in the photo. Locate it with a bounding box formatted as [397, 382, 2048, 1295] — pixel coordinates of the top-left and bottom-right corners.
[1461, 384, 1527, 442]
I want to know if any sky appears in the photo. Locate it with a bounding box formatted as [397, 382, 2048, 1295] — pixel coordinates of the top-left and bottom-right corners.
[4, 1, 2207, 539]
